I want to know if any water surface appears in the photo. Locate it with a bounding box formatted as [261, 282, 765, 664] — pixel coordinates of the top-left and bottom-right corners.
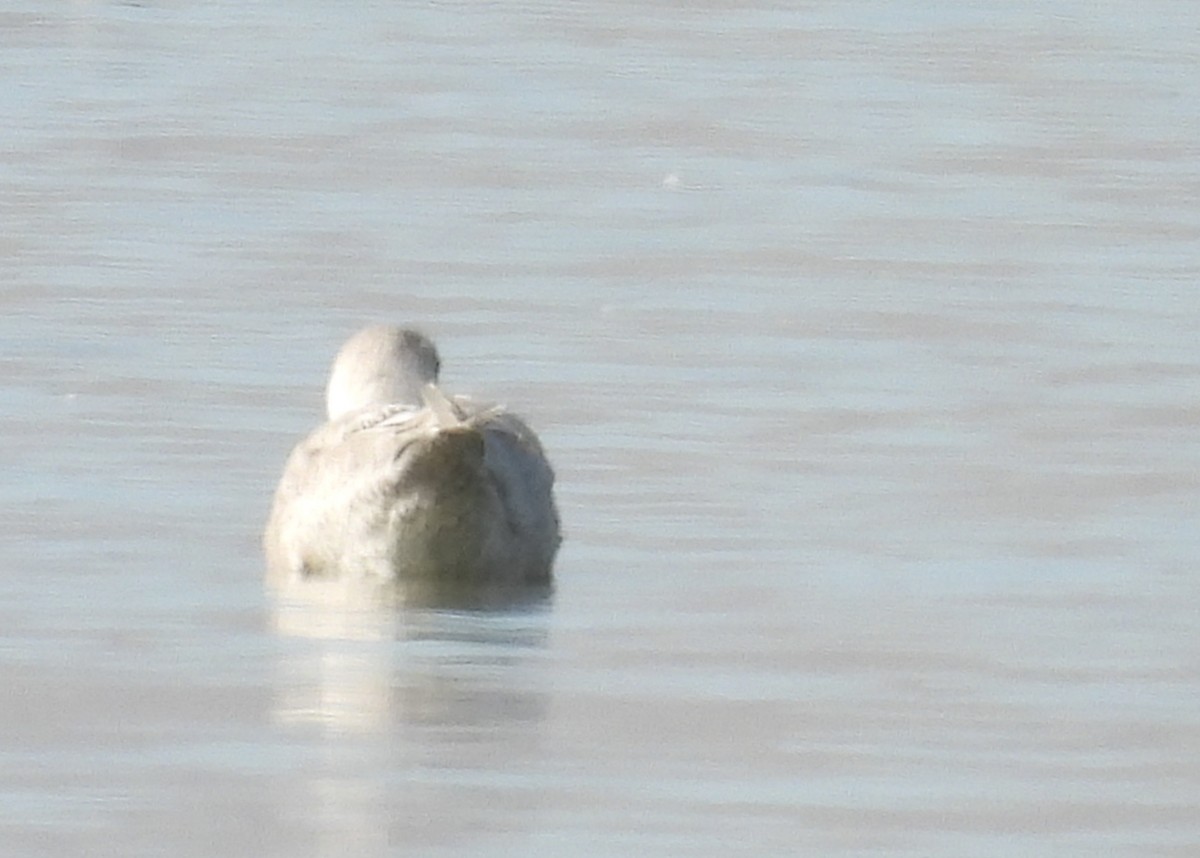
[2, 1, 1198, 855]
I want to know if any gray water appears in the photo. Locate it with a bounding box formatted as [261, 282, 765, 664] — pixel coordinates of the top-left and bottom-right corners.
[2, 1, 1199, 855]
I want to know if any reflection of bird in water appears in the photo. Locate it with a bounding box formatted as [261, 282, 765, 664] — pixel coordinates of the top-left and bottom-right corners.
[269, 583, 552, 734]
[264, 325, 560, 604]
[267, 580, 553, 856]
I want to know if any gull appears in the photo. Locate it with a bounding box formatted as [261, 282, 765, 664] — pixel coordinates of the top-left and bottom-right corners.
[264, 325, 559, 594]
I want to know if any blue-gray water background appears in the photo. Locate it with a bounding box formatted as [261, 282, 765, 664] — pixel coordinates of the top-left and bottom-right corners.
[2, 1, 1198, 855]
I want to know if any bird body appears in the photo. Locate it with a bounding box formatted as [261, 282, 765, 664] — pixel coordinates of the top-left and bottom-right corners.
[264, 326, 559, 593]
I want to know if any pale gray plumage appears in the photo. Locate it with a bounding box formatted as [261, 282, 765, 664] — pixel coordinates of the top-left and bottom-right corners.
[264, 326, 559, 592]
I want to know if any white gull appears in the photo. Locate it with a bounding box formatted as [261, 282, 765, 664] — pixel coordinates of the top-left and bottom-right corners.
[264, 325, 559, 592]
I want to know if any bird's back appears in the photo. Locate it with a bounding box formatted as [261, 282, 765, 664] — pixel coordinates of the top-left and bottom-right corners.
[264, 396, 559, 591]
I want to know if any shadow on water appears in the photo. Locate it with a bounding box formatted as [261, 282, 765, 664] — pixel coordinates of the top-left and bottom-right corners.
[266, 565, 555, 620]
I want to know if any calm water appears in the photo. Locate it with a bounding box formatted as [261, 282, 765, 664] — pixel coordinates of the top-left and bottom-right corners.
[2, 1, 1199, 855]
